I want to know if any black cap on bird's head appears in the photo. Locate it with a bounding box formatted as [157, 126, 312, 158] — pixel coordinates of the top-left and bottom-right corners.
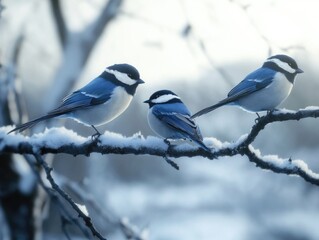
[104, 63, 144, 95]
[263, 54, 303, 83]
[144, 90, 182, 108]
[108, 63, 144, 84]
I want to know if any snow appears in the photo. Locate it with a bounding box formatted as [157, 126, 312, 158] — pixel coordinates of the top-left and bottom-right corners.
[75, 203, 89, 217]
[293, 160, 319, 179]
[3, 126, 319, 181]
[273, 106, 319, 115]
[0, 126, 211, 153]
[31, 127, 87, 148]
[205, 133, 248, 151]
[303, 106, 319, 111]
[249, 146, 319, 180]
[99, 131, 166, 150]
[1, 126, 206, 152]
[0, 126, 87, 151]
[120, 217, 149, 240]
[273, 108, 296, 114]
[0, 126, 28, 149]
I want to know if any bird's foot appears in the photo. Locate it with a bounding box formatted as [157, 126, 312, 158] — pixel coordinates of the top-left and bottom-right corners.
[163, 138, 179, 170]
[164, 138, 172, 150]
[254, 112, 261, 123]
[91, 125, 101, 142]
[91, 132, 101, 142]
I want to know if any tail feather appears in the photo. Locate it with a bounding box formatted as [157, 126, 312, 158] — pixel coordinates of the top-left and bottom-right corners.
[191, 98, 232, 119]
[7, 114, 58, 134]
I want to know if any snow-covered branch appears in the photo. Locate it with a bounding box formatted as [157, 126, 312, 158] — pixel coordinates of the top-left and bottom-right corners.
[1, 107, 319, 186]
[240, 107, 319, 147]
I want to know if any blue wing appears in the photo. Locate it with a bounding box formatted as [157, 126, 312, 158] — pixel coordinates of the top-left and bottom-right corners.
[191, 67, 277, 118]
[49, 77, 115, 115]
[152, 103, 203, 141]
[227, 67, 276, 98]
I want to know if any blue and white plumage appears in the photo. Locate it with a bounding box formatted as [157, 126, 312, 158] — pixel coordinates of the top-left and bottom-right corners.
[9, 63, 144, 135]
[144, 90, 210, 152]
[192, 54, 303, 118]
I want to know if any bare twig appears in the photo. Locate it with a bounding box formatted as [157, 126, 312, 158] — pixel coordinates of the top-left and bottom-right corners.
[32, 153, 106, 240]
[23, 155, 92, 239]
[59, 175, 149, 240]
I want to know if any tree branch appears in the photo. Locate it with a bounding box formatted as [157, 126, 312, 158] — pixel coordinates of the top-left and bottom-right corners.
[243, 146, 319, 185]
[49, 0, 67, 48]
[58, 173, 148, 240]
[23, 155, 92, 239]
[2, 107, 319, 187]
[240, 108, 319, 147]
[89, 0, 123, 38]
[32, 153, 106, 240]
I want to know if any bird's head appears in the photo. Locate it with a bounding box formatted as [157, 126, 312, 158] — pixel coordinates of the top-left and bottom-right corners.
[263, 54, 303, 83]
[144, 90, 182, 108]
[105, 63, 144, 94]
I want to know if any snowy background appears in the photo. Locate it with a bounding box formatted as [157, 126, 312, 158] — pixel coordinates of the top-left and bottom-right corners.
[1, 0, 319, 239]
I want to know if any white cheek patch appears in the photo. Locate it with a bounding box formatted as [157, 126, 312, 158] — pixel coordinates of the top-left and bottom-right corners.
[105, 69, 136, 86]
[152, 94, 180, 104]
[266, 58, 295, 74]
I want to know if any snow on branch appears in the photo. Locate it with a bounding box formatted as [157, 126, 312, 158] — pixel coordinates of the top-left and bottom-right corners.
[244, 146, 319, 185]
[1, 107, 319, 186]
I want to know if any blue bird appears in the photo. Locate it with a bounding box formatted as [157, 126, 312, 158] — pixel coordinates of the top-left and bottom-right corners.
[144, 90, 210, 152]
[8, 64, 144, 136]
[192, 54, 303, 118]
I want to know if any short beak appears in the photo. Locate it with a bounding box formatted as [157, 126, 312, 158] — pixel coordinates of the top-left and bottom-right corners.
[296, 68, 304, 74]
[144, 99, 150, 103]
[137, 79, 145, 84]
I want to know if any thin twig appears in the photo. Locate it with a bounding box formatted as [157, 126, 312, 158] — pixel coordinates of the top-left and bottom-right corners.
[32, 153, 106, 240]
[23, 155, 92, 239]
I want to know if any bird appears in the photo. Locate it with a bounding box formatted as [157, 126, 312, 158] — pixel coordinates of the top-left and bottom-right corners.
[192, 54, 303, 119]
[144, 90, 210, 152]
[8, 63, 144, 136]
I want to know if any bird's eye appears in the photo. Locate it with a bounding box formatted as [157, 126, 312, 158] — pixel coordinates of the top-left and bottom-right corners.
[128, 74, 133, 78]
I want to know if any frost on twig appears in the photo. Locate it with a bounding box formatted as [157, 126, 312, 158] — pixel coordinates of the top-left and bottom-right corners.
[1, 107, 319, 187]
